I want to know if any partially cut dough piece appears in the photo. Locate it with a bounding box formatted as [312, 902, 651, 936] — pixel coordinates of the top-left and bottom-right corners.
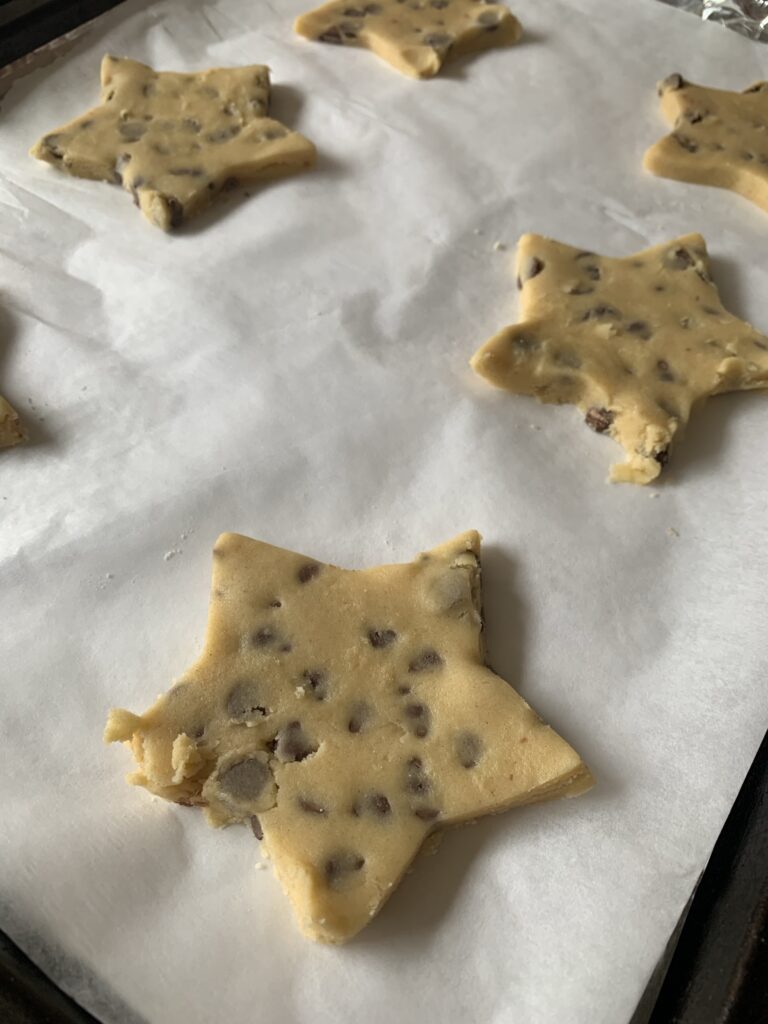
[471, 233, 768, 484]
[105, 531, 592, 943]
[0, 395, 23, 448]
[645, 74, 768, 214]
[295, 0, 522, 79]
[31, 57, 316, 231]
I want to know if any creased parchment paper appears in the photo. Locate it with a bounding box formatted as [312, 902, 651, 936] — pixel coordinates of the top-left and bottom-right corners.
[1, 1, 767, 1021]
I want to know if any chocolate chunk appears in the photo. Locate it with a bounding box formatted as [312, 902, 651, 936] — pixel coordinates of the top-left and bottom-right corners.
[585, 407, 614, 434]
[303, 669, 328, 701]
[414, 807, 440, 822]
[324, 852, 365, 888]
[226, 681, 270, 721]
[456, 731, 483, 768]
[396, 685, 411, 696]
[206, 126, 241, 143]
[252, 627, 275, 647]
[627, 320, 653, 340]
[297, 562, 320, 583]
[744, 83, 768, 94]
[583, 265, 601, 282]
[347, 701, 372, 733]
[511, 334, 540, 353]
[404, 702, 431, 739]
[318, 23, 357, 43]
[163, 196, 184, 229]
[368, 628, 397, 648]
[682, 110, 705, 126]
[423, 32, 453, 49]
[353, 792, 391, 817]
[250, 815, 263, 840]
[405, 756, 430, 795]
[522, 256, 545, 282]
[409, 648, 443, 672]
[565, 283, 595, 296]
[654, 448, 670, 467]
[656, 360, 675, 382]
[218, 758, 271, 801]
[672, 132, 698, 154]
[299, 797, 327, 814]
[275, 721, 318, 762]
[659, 73, 685, 95]
[118, 121, 147, 141]
[581, 304, 621, 322]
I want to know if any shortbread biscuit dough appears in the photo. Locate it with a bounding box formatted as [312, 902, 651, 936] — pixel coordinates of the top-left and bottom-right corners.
[295, 0, 522, 79]
[471, 233, 768, 484]
[31, 57, 316, 231]
[645, 74, 768, 214]
[105, 531, 592, 943]
[0, 396, 23, 448]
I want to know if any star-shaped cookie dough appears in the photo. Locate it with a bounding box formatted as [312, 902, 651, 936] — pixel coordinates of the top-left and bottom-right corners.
[294, 0, 522, 79]
[0, 395, 23, 448]
[31, 57, 316, 231]
[105, 531, 592, 943]
[645, 74, 768, 213]
[471, 233, 768, 484]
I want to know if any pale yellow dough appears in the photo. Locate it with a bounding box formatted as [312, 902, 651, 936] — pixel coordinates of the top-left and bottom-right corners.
[471, 233, 768, 484]
[0, 395, 23, 448]
[645, 74, 768, 214]
[105, 531, 592, 943]
[295, 0, 521, 79]
[30, 57, 316, 231]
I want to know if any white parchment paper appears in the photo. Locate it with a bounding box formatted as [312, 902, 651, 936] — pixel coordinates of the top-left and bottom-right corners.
[1, 1, 767, 1021]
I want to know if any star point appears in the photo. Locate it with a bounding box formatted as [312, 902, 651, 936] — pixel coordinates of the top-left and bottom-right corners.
[471, 233, 768, 484]
[105, 530, 591, 943]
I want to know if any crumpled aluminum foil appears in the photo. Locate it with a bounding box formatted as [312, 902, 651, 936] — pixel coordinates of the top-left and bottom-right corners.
[659, 0, 768, 40]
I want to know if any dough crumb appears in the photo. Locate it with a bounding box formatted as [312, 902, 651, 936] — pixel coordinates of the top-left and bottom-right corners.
[649, 492, 661, 499]
[164, 549, 181, 561]
[492, 241, 507, 252]
[667, 526, 680, 538]
[255, 862, 266, 871]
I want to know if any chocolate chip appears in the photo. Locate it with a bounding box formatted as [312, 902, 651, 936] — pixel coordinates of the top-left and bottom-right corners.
[42, 134, 64, 158]
[319, 22, 359, 42]
[299, 797, 327, 814]
[743, 82, 768, 94]
[654, 448, 670, 467]
[353, 792, 391, 817]
[511, 334, 540, 352]
[343, 5, 365, 13]
[659, 73, 685, 95]
[456, 731, 482, 768]
[657, 360, 675, 382]
[554, 350, 581, 370]
[169, 167, 204, 177]
[585, 407, 614, 434]
[114, 152, 132, 183]
[348, 701, 372, 733]
[274, 721, 318, 762]
[199, 85, 219, 99]
[364, 2, 382, 10]
[406, 756, 430, 795]
[565, 283, 594, 296]
[226, 681, 270, 722]
[430, 0, 449, 6]
[696, 268, 713, 286]
[581, 304, 621, 322]
[118, 121, 147, 142]
[627, 320, 653, 340]
[252, 627, 275, 647]
[164, 196, 184, 229]
[672, 133, 698, 154]
[269, 599, 282, 608]
[205, 126, 241, 143]
[262, 127, 288, 142]
[182, 118, 202, 133]
[297, 563, 320, 583]
[522, 256, 545, 282]
[303, 669, 328, 701]
[324, 852, 365, 888]
[218, 758, 271, 802]
[680, 316, 694, 329]
[516, 276, 522, 291]
[250, 815, 263, 840]
[397, 685, 411, 696]
[369, 628, 397, 648]
[682, 110, 705, 125]
[423, 32, 453, 49]
[414, 807, 440, 822]
[583, 265, 601, 282]
[477, 10, 500, 26]
[404, 702, 431, 739]
[409, 649, 443, 672]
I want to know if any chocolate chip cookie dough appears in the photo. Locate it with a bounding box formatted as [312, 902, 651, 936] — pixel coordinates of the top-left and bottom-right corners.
[30, 57, 316, 231]
[471, 233, 768, 484]
[294, 0, 522, 79]
[105, 531, 592, 943]
[645, 75, 768, 214]
[0, 395, 23, 448]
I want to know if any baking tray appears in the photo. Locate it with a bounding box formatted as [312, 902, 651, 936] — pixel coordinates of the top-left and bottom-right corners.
[1, 4, 767, 1023]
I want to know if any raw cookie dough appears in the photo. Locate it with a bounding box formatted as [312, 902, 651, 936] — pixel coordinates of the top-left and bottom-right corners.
[294, 0, 522, 79]
[0, 395, 23, 448]
[471, 233, 768, 484]
[30, 57, 316, 231]
[645, 74, 768, 214]
[105, 531, 593, 944]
